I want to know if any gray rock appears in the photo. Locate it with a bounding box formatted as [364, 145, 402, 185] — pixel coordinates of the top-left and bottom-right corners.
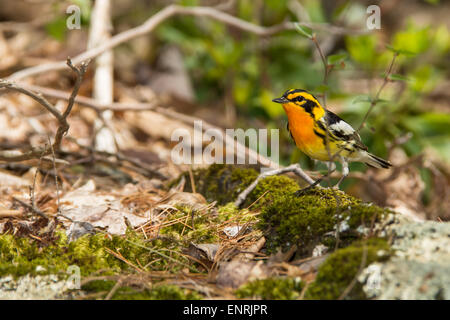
[360, 219, 450, 299]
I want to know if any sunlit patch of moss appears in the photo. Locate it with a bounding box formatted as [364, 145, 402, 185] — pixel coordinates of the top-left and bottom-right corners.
[81, 280, 202, 300]
[305, 238, 391, 300]
[216, 203, 258, 226]
[235, 277, 304, 300]
[172, 164, 302, 209]
[0, 228, 190, 278]
[216, 202, 241, 221]
[258, 188, 392, 254]
[243, 175, 299, 208]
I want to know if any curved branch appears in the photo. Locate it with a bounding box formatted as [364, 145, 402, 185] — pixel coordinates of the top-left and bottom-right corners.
[8, 5, 367, 81]
[0, 59, 89, 162]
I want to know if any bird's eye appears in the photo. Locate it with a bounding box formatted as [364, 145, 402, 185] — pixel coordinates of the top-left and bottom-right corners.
[295, 96, 304, 102]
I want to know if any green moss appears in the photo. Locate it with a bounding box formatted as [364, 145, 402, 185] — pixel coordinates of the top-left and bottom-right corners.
[235, 277, 304, 300]
[305, 238, 391, 300]
[81, 280, 202, 300]
[258, 188, 392, 254]
[246, 175, 299, 208]
[0, 229, 190, 278]
[172, 164, 300, 208]
[216, 203, 257, 225]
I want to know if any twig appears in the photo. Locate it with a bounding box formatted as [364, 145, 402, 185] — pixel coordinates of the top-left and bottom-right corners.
[47, 135, 61, 214]
[311, 34, 331, 106]
[8, 5, 367, 81]
[0, 59, 89, 162]
[66, 137, 166, 180]
[338, 243, 368, 300]
[104, 279, 122, 300]
[234, 164, 315, 207]
[16, 83, 281, 170]
[13, 197, 49, 220]
[53, 59, 90, 151]
[30, 145, 48, 209]
[357, 52, 398, 133]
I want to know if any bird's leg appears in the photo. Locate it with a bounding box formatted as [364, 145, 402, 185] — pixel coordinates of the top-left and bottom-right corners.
[334, 158, 349, 189]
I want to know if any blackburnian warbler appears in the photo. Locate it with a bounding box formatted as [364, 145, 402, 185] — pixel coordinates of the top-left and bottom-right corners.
[273, 89, 392, 187]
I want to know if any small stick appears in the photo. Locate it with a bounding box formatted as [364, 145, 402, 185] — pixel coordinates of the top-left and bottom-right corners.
[357, 52, 398, 133]
[234, 164, 315, 207]
[13, 197, 49, 220]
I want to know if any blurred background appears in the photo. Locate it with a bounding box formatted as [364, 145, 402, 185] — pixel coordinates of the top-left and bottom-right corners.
[0, 0, 448, 220]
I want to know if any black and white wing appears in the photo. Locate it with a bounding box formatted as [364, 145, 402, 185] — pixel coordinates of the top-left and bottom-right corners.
[320, 110, 368, 151]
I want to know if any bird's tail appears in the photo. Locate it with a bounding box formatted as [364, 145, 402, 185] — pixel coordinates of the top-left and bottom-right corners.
[363, 152, 392, 169]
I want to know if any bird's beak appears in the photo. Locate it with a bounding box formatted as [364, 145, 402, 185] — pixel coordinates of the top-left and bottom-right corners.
[272, 96, 288, 104]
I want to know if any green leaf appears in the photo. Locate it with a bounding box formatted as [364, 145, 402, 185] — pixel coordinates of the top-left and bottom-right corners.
[389, 74, 410, 82]
[327, 53, 348, 65]
[294, 23, 313, 39]
[385, 44, 415, 56]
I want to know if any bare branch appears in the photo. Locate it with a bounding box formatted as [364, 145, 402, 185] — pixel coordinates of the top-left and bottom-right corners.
[234, 164, 315, 207]
[311, 34, 331, 106]
[0, 59, 89, 162]
[13, 196, 49, 220]
[8, 5, 368, 81]
[0, 80, 63, 121]
[9, 83, 281, 170]
[357, 52, 398, 133]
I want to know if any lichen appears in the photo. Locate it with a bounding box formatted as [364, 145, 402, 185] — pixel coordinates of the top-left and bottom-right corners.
[258, 188, 392, 254]
[235, 277, 304, 300]
[305, 238, 391, 300]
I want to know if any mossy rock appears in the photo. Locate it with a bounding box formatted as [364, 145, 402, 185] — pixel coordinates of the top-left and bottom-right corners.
[171, 164, 259, 205]
[171, 164, 299, 208]
[0, 229, 189, 278]
[258, 188, 393, 255]
[305, 238, 391, 300]
[235, 277, 304, 300]
[81, 280, 202, 300]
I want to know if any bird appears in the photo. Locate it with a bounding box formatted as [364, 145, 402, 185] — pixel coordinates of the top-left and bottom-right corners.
[272, 88, 392, 188]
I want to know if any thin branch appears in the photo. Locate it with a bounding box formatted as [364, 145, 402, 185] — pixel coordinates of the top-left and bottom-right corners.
[66, 137, 166, 180]
[357, 52, 398, 133]
[48, 135, 61, 214]
[311, 34, 331, 106]
[8, 5, 368, 81]
[338, 243, 368, 300]
[0, 80, 63, 121]
[12, 83, 281, 170]
[0, 59, 89, 162]
[13, 196, 49, 220]
[12, 83, 159, 112]
[234, 164, 315, 207]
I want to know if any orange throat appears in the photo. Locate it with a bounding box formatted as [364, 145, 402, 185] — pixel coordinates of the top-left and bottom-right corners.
[283, 103, 326, 159]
